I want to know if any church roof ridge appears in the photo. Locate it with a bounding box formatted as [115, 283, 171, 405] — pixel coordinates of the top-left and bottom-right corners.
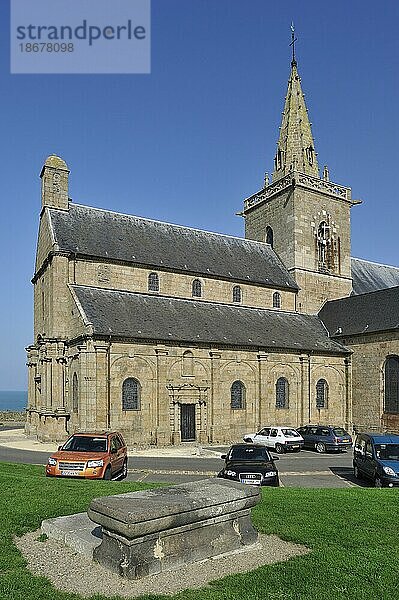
[48, 203, 299, 291]
[70, 283, 299, 316]
[70, 284, 349, 355]
[352, 256, 399, 270]
[320, 285, 399, 338]
[70, 202, 272, 247]
[351, 256, 399, 295]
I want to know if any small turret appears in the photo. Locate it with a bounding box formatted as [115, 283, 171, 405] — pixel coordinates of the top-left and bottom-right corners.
[40, 155, 70, 211]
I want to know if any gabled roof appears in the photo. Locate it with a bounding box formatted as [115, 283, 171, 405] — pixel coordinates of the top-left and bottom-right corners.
[49, 204, 298, 291]
[351, 257, 399, 295]
[71, 285, 349, 355]
[319, 286, 399, 338]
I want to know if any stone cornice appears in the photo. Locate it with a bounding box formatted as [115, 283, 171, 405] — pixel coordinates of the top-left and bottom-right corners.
[243, 171, 352, 213]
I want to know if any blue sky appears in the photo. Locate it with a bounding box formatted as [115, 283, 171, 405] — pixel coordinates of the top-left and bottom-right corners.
[1, 0, 398, 390]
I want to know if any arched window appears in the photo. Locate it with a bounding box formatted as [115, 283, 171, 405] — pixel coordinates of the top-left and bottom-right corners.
[273, 291, 281, 309]
[72, 372, 78, 413]
[232, 285, 242, 303]
[182, 350, 194, 377]
[317, 221, 328, 269]
[384, 356, 399, 414]
[192, 279, 202, 298]
[265, 226, 274, 248]
[231, 380, 246, 410]
[148, 272, 159, 292]
[276, 377, 289, 409]
[316, 379, 328, 409]
[122, 378, 141, 410]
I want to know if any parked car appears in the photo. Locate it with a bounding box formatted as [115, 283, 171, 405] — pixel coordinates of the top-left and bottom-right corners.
[243, 426, 304, 453]
[353, 432, 399, 488]
[296, 425, 352, 453]
[46, 431, 128, 480]
[218, 443, 279, 486]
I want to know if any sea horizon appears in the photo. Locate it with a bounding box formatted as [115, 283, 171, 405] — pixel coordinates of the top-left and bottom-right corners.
[0, 390, 28, 411]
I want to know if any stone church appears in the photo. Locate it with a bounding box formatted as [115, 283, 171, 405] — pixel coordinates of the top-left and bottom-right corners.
[26, 50, 399, 444]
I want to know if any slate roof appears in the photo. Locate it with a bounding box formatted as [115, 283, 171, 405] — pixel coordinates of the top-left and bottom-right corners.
[48, 204, 298, 290]
[351, 257, 399, 295]
[319, 286, 399, 338]
[71, 285, 349, 355]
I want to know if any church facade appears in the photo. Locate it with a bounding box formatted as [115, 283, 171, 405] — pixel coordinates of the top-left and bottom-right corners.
[25, 52, 399, 445]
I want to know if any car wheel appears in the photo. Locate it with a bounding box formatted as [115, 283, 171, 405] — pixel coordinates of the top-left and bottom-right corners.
[275, 443, 284, 454]
[374, 476, 383, 488]
[316, 442, 326, 453]
[354, 465, 362, 479]
[121, 459, 128, 480]
[103, 466, 112, 480]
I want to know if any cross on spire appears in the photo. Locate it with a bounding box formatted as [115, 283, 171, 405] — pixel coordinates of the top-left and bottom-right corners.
[290, 22, 297, 66]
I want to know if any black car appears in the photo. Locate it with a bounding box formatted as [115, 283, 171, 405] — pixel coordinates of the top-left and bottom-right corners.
[217, 443, 279, 487]
[296, 425, 352, 453]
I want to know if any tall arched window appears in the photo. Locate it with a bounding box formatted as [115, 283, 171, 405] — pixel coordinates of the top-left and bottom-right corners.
[273, 291, 281, 309]
[317, 221, 328, 270]
[192, 279, 202, 298]
[182, 350, 194, 377]
[232, 285, 242, 303]
[276, 377, 289, 409]
[316, 379, 328, 409]
[265, 226, 274, 248]
[384, 356, 399, 413]
[148, 272, 159, 292]
[72, 372, 78, 413]
[122, 378, 141, 410]
[231, 380, 246, 410]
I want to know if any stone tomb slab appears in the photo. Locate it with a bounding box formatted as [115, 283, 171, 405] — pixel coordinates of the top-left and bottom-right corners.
[88, 478, 260, 579]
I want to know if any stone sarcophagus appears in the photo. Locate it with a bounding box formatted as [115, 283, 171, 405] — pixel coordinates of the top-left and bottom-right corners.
[88, 478, 260, 579]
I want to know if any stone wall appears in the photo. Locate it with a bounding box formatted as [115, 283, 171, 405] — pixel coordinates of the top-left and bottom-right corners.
[26, 337, 350, 445]
[344, 331, 399, 433]
[71, 258, 296, 312]
[244, 175, 354, 313]
[0, 411, 26, 423]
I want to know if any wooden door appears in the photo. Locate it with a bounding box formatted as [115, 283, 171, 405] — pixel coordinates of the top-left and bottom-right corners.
[180, 404, 196, 441]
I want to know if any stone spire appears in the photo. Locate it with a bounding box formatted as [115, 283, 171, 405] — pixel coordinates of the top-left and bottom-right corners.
[272, 53, 319, 182]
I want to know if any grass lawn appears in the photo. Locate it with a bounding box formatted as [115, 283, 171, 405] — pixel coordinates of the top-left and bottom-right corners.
[0, 463, 399, 600]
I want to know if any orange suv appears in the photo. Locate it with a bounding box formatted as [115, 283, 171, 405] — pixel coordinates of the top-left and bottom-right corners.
[46, 431, 128, 480]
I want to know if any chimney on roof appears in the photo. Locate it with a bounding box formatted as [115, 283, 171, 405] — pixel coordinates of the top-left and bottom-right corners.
[40, 154, 70, 211]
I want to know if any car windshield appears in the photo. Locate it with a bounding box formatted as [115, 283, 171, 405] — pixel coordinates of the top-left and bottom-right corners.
[332, 428, 347, 437]
[374, 444, 399, 461]
[229, 447, 271, 461]
[62, 436, 107, 452]
[282, 429, 300, 437]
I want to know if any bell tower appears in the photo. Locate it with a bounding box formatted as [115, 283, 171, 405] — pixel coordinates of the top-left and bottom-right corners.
[242, 34, 359, 314]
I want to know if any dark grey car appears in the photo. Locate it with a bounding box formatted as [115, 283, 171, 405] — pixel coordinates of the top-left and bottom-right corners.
[296, 425, 352, 453]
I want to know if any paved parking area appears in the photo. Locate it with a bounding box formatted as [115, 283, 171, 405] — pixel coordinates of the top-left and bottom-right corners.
[124, 449, 358, 488]
[0, 428, 366, 488]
